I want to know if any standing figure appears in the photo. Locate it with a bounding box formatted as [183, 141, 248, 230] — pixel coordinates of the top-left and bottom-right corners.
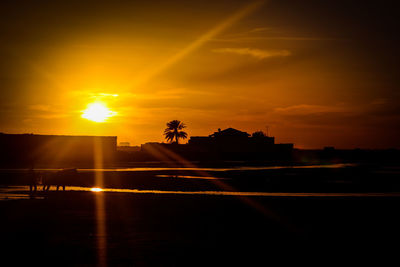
[42, 172, 50, 191]
[28, 168, 37, 193]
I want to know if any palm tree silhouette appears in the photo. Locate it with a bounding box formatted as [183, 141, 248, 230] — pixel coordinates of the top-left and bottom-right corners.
[164, 120, 188, 144]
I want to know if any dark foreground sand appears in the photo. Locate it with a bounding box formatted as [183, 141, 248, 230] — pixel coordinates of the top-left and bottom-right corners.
[2, 190, 400, 266]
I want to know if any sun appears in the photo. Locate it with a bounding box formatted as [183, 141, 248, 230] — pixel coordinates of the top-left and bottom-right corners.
[81, 102, 116, 122]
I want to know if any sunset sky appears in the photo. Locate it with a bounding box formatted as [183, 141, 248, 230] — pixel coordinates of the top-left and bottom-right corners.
[0, 0, 399, 148]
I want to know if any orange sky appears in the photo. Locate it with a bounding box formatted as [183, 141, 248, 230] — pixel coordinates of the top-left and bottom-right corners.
[0, 0, 399, 148]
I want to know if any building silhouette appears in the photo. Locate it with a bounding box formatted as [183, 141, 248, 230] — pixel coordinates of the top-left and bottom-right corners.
[141, 128, 293, 160]
[0, 133, 117, 167]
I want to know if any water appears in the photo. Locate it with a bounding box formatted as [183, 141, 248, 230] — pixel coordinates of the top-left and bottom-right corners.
[0, 186, 45, 200]
[4, 162, 397, 201]
[155, 174, 227, 180]
[2, 185, 400, 201]
[1, 163, 356, 173]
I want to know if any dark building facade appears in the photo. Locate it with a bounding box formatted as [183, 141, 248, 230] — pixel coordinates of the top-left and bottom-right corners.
[141, 128, 294, 161]
[189, 128, 280, 154]
[0, 133, 117, 167]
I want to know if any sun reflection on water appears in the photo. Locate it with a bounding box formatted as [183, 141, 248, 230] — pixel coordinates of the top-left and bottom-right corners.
[90, 187, 103, 192]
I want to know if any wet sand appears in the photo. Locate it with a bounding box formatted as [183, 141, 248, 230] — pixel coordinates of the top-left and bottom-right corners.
[2, 189, 400, 266]
[2, 163, 400, 193]
[2, 164, 400, 265]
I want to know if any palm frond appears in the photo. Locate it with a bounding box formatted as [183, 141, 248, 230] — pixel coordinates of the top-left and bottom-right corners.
[166, 120, 186, 130]
[177, 131, 188, 139]
[164, 131, 175, 142]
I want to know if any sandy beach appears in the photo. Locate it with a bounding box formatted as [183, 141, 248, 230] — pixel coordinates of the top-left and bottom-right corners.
[2, 172, 400, 266]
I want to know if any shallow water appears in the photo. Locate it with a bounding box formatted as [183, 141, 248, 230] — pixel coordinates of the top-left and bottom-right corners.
[0, 186, 45, 200]
[2, 185, 400, 200]
[63, 186, 400, 197]
[1, 163, 356, 173]
[155, 174, 227, 180]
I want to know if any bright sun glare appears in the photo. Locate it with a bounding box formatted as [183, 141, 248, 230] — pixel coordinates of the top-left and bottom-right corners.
[81, 102, 116, 122]
[90, 187, 103, 192]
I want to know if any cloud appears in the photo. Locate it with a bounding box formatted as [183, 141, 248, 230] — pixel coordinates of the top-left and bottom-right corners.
[27, 104, 69, 119]
[123, 88, 218, 101]
[28, 104, 51, 111]
[212, 36, 338, 43]
[212, 48, 291, 60]
[273, 104, 349, 116]
[211, 26, 337, 43]
[248, 27, 271, 33]
[270, 104, 360, 127]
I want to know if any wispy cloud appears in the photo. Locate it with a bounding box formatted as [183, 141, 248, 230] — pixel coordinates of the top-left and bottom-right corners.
[28, 104, 51, 111]
[248, 27, 271, 33]
[270, 104, 363, 128]
[212, 26, 338, 43]
[212, 47, 291, 60]
[212, 36, 337, 43]
[124, 88, 216, 101]
[27, 104, 69, 119]
[273, 104, 349, 116]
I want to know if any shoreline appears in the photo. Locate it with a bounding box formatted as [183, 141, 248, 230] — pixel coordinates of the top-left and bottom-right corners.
[2, 188, 400, 265]
[4, 185, 400, 201]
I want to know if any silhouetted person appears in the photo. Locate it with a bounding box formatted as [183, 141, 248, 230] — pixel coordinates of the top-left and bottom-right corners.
[28, 168, 37, 193]
[42, 172, 50, 191]
[55, 173, 66, 191]
[37, 172, 43, 187]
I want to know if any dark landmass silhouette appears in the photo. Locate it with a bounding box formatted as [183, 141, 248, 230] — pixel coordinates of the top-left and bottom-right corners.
[0, 133, 116, 167]
[0, 129, 399, 266]
[1, 128, 399, 168]
[2, 181, 400, 266]
[119, 128, 399, 165]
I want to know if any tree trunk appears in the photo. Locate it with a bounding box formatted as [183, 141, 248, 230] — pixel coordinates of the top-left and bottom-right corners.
[175, 130, 178, 144]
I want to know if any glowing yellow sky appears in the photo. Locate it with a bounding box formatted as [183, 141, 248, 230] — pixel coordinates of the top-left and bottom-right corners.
[0, 0, 399, 148]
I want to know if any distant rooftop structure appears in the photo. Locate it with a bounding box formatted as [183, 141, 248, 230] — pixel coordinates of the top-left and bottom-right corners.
[138, 127, 293, 160]
[117, 144, 140, 152]
[119, 142, 130, 146]
[210, 128, 250, 138]
[189, 128, 277, 151]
